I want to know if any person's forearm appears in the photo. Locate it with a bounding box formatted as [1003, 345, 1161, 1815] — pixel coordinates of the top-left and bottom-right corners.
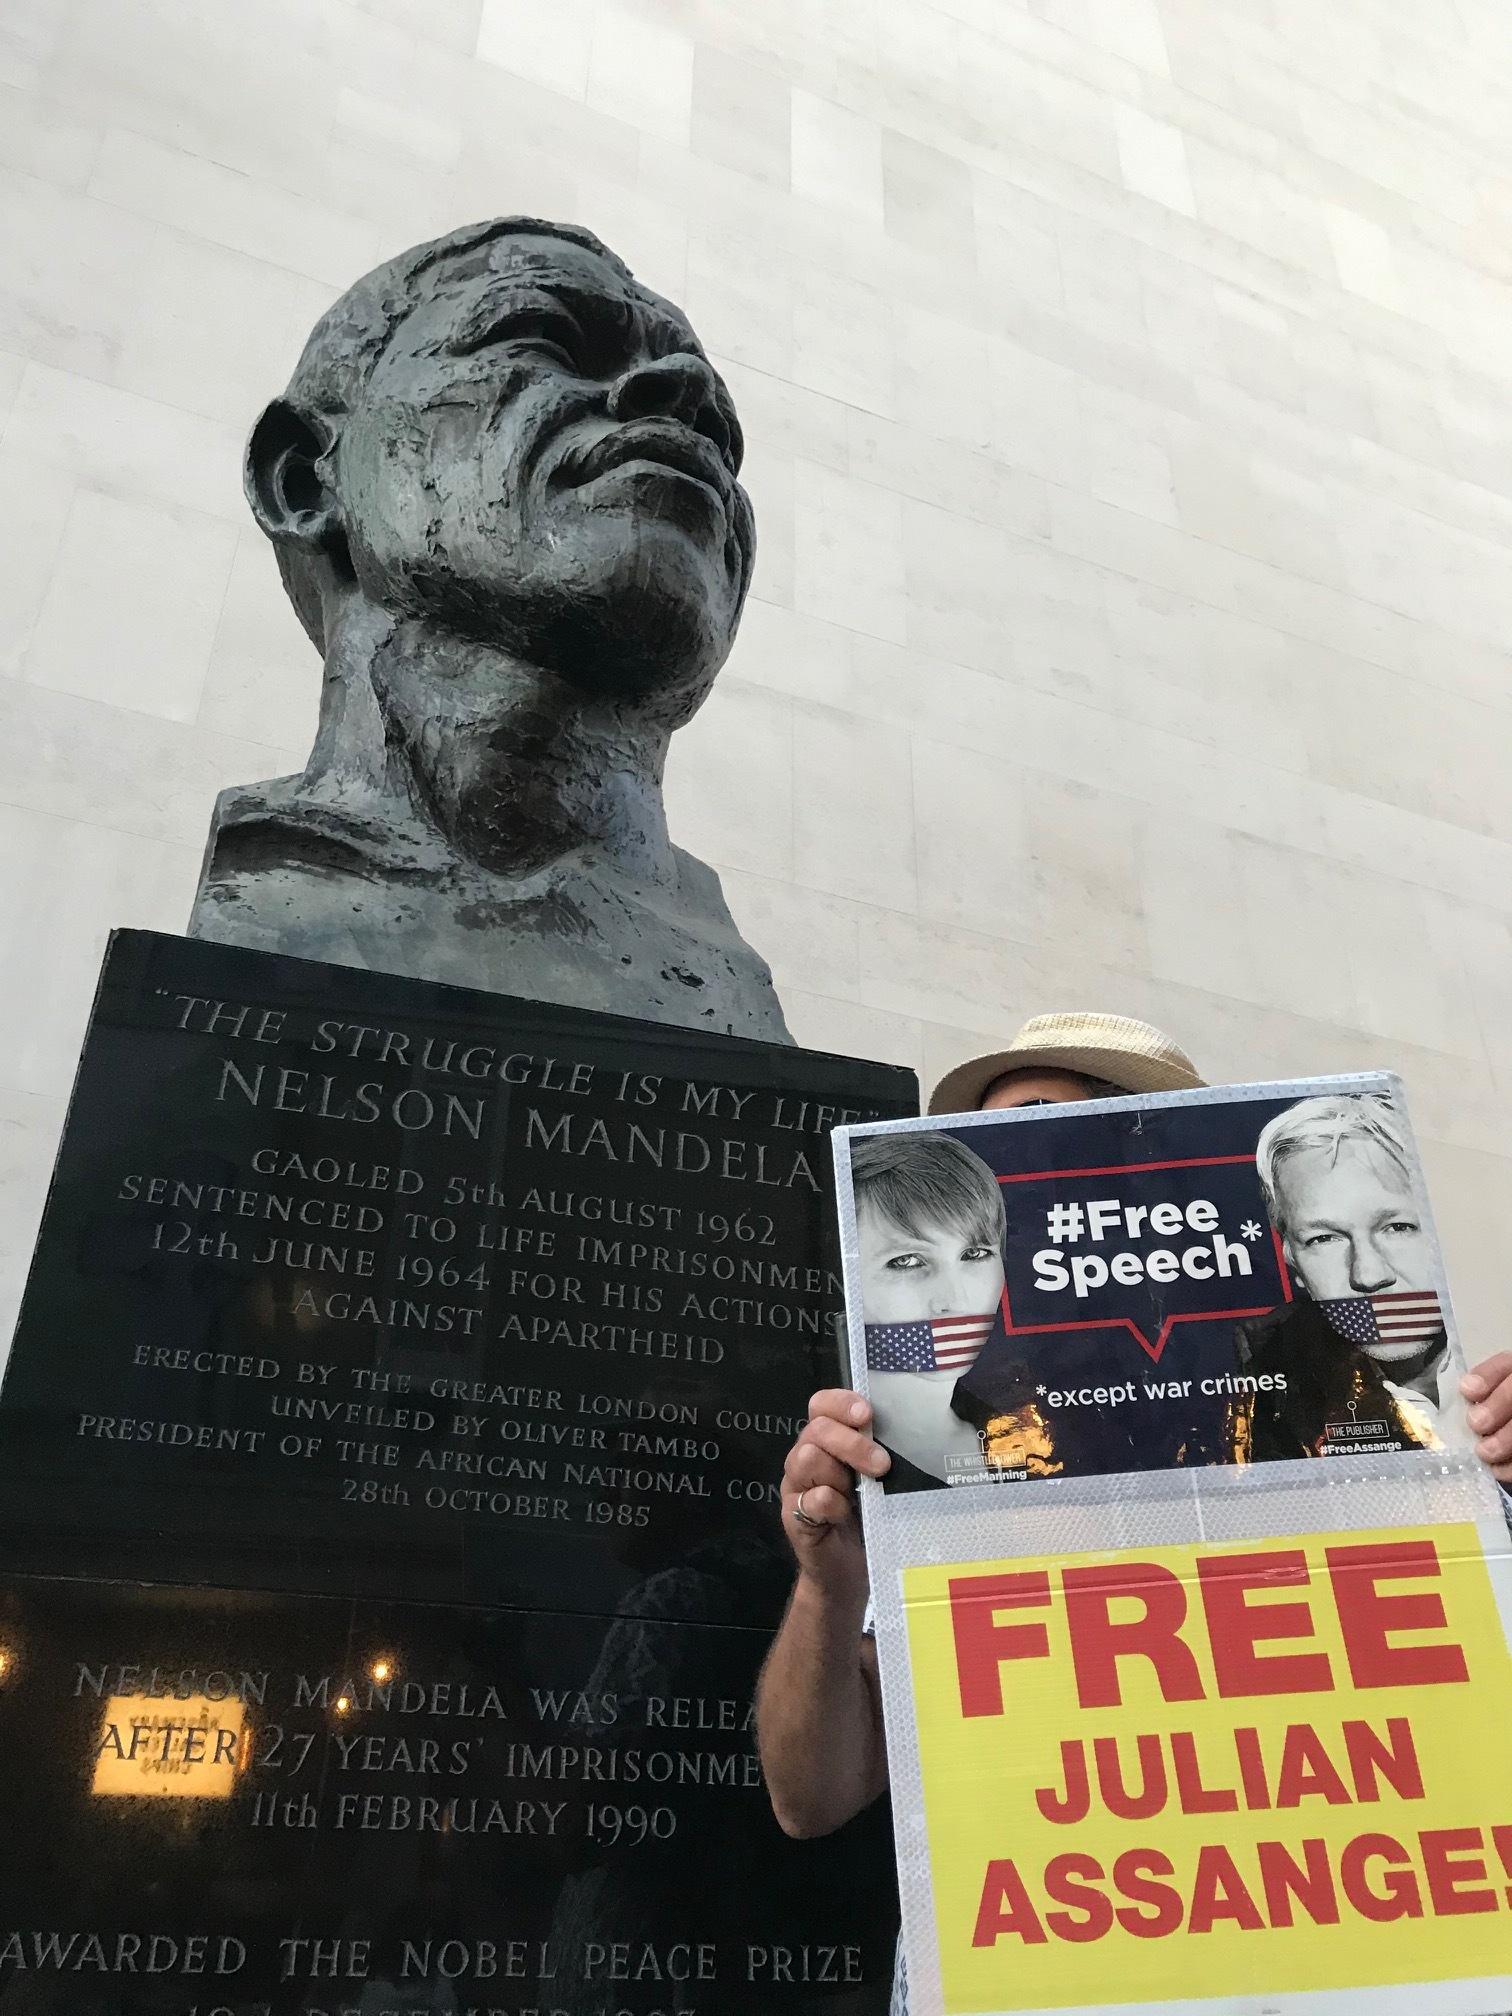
[757, 1572, 888, 1837]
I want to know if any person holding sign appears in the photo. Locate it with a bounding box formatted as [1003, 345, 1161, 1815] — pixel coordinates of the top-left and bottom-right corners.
[757, 1014, 1204, 2014]
[759, 1017, 1512, 2016]
[1466, 1355, 1512, 1485]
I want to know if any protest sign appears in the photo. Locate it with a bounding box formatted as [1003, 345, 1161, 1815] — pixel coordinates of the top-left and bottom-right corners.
[906, 1519, 1512, 2014]
[836, 1076, 1470, 1491]
[833, 1076, 1512, 2016]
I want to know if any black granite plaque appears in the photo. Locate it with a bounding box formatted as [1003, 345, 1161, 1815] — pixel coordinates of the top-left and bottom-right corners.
[0, 933, 914, 2005]
[0, 1570, 899, 2014]
[0, 933, 915, 1620]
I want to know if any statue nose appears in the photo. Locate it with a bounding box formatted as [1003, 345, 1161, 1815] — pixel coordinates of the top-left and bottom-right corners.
[609, 352, 733, 463]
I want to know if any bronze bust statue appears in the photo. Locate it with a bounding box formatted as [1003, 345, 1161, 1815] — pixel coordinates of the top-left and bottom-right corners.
[189, 218, 790, 1042]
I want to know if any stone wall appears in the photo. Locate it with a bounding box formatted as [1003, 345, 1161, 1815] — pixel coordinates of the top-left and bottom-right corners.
[2, 0, 1510, 1359]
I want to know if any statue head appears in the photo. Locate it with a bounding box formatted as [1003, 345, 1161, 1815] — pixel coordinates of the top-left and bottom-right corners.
[246, 219, 756, 726]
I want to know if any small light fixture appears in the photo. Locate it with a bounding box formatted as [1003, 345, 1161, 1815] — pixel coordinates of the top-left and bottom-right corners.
[335, 1694, 351, 1713]
[371, 1658, 393, 1683]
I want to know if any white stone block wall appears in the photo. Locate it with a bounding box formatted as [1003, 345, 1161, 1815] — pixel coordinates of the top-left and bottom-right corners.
[0, 0, 1510, 1364]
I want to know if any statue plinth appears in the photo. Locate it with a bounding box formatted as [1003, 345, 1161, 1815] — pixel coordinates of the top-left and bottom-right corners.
[0, 927, 912, 2009]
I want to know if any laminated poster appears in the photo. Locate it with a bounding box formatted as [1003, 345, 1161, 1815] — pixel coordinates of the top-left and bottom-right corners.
[833, 1075, 1512, 2016]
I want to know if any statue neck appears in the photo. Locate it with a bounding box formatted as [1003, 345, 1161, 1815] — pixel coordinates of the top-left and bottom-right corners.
[303, 596, 677, 885]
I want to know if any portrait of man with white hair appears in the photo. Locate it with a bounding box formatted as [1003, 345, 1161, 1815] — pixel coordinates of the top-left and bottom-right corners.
[1229, 1092, 1466, 1460]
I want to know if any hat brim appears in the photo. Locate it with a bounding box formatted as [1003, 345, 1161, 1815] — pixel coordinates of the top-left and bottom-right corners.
[928, 1044, 1205, 1116]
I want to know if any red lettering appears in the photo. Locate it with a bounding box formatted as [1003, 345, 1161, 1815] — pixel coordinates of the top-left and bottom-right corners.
[1339, 1834, 1422, 1922]
[1113, 1849, 1183, 1938]
[1093, 1734, 1167, 1820]
[1493, 1824, 1512, 1905]
[1044, 1854, 1113, 1943]
[1063, 1562, 1205, 1710]
[1342, 1718, 1423, 1804]
[972, 1859, 1047, 1946]
[1419, 1828, 1496, 1916]
[1196, 1550, 1333, 1697]
[1171, 1731, 1237, 1814]
[1257, 1838, 1340, 1927]
[1036, 1741, 1090, 1825]
[1234, 1727, 1270, 1810]
[949, 1573, 1051, 1718]
[1326, 1542, 1469, 1690]
[1276, 1724, 1351, 1808]
[1187, 1844, 1264, 1933]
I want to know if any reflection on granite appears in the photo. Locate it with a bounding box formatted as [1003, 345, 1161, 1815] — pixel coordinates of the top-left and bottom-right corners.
[0, 1572, 898, 2012]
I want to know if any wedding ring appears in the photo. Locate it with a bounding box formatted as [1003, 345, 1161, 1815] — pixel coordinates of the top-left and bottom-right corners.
[791, 1491, 825, 1528]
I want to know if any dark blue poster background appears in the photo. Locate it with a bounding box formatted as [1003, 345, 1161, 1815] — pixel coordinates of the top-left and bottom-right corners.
[950, 1093, 1296, 1481]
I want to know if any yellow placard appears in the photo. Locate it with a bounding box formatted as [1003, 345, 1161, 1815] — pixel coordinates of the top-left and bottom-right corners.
[92, 1695, 245, 1798]
[903, 1522, 1512, 2012]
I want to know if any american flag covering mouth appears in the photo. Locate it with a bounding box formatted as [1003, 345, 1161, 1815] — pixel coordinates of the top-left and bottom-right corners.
[864, 1312, 996, 1373]
[1318, 1288, 1443, 1353]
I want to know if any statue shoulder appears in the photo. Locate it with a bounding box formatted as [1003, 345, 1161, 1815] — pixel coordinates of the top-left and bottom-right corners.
[189, 799, 792, 1043]
[198, 779, 446, 883]
[666, 844, 765, 950]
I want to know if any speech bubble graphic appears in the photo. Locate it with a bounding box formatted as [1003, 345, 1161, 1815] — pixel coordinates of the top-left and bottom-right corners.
[997, 1152, 1290, 1364]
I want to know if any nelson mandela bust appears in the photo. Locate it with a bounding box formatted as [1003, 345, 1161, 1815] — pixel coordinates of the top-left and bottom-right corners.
[189, 218, 790, 1042]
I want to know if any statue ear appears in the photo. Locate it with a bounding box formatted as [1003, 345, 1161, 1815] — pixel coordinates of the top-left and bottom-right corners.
[244, 399, 342, 551]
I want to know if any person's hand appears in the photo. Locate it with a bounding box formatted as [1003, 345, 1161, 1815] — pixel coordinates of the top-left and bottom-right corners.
[780, 1389, 890, 1595]
[1461, 1354, 1512, 1485]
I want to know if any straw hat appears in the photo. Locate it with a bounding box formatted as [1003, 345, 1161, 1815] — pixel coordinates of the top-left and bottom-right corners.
[928, 1012, 1204, 1116]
